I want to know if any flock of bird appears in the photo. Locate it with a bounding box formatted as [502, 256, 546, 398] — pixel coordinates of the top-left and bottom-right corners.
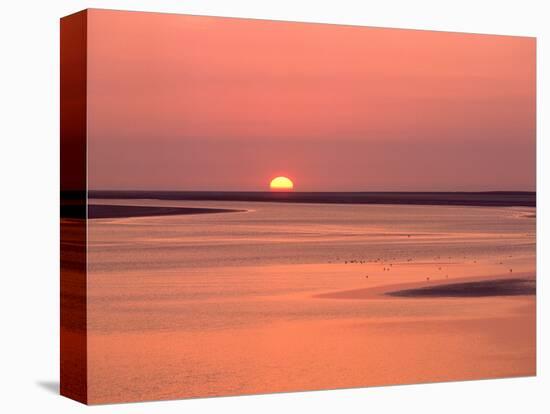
[327, 254, 516, 283]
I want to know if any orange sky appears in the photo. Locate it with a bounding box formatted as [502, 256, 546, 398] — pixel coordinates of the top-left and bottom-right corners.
[87, 9, 535, 191]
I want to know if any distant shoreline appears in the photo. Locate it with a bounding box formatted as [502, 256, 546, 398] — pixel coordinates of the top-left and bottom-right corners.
[65, 204, 246, 219]
[84, 190, 536, 208]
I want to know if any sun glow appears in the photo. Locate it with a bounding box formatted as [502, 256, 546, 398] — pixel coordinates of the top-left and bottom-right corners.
[270, 176, 294, 191]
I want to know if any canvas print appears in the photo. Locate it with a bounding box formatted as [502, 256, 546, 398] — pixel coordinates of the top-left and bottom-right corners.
[60, 9, 536, 404]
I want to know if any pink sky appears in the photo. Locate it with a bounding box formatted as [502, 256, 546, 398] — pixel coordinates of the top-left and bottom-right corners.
[87, 9, 535, 191]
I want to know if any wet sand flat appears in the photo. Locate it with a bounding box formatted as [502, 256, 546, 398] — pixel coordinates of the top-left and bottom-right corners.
[387, 277, 535, 297]
[86, 200, 536, 403]
[316, 274, 535, 300]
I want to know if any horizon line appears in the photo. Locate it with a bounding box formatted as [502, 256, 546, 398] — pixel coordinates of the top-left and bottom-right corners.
[83, 189, 536, 194]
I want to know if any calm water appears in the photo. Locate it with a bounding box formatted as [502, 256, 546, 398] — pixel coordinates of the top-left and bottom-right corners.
[87, 200, 536, 403]
[89, 200, 534, 270]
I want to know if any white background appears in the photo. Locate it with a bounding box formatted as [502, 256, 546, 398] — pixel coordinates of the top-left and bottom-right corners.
[0, 0, 548, 412]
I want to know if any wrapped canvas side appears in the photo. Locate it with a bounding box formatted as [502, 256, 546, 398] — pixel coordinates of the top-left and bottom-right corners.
[60, 10, 88, 404]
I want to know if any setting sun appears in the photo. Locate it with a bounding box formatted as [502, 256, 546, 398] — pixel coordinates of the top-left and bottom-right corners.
[270, 176, 294, 191]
